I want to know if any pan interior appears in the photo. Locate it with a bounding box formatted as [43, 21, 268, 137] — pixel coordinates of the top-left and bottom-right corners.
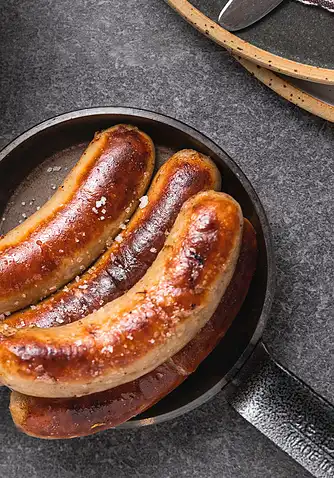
[0, 111, 270, 424]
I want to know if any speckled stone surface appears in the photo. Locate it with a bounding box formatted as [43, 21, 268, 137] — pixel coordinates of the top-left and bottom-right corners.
[0, 1, 333, 477]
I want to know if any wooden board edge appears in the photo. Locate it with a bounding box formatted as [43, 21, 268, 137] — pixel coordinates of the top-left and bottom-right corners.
[166, 0, 334, 85]
[236, 56, 334, 123]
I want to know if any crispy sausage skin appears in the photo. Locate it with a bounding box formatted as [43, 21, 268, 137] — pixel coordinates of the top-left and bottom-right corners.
[4, 150, 221, 330]
[0, 125, 155, 315]
[0, 191, 243, 398]
[10, 220, 257, 439]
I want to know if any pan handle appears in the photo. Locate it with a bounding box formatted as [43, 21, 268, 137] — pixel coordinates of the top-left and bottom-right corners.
[226, 341, 334, 478]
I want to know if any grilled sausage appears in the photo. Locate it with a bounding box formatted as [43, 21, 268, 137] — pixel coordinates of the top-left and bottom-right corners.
[0, 125, 155, 315]
[4, 150, 221, 330]
[0, 191, 243, 398]
[9, 220, 257, 439]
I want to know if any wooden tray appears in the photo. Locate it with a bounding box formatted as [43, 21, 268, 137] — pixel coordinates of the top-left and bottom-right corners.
[166, 0, 334, 84]
[237, 57, 334, 122]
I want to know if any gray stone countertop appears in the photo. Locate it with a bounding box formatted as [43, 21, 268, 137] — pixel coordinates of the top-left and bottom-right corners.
[0, 1, 333, 477]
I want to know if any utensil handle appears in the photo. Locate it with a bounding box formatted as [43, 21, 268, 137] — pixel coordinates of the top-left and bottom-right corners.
[226, 341, 334, 477]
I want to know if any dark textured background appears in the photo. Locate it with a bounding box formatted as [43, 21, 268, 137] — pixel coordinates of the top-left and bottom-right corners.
[0, 1, 333, 477]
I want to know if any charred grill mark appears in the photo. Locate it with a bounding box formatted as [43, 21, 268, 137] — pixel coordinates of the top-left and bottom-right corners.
[190, 252, 205, 265]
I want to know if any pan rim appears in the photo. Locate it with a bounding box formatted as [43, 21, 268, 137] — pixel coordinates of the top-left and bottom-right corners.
[0, 106, 276, 427]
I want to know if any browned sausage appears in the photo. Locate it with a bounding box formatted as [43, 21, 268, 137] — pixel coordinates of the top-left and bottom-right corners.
[9, 220, 256, 439]
[4, 150, 220, 330]
[0, 191, 243, 398]
[0, 125, 155, 314]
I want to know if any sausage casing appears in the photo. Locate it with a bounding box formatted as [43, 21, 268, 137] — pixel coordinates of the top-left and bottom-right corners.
[0, 191, 243, 398]
[0, 125, 155, 314]
[9, 220, 257, 439]
[4, 150, 220, 330]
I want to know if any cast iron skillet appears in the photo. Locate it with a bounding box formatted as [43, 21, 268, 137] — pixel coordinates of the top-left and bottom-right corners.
[0, 108, 333, 477]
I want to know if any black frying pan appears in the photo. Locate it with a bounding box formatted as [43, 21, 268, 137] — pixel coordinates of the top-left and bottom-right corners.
[0, 108, 333, 478]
